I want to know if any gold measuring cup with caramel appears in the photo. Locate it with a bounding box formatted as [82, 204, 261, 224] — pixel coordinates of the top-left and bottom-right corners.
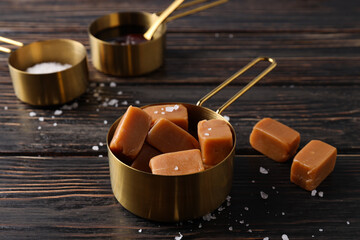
[88, 0, 228, 77]
[107, 57, 277, 221]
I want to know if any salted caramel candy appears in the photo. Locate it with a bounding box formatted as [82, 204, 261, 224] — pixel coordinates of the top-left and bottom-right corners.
[198, 119, 233, 166]
[143, 104, 188, 130]
[290, 140, 337, 191]
[131, 143, 161, 173]
[149, 149, 204, 176]
[147, 118, 199, 153]
[110, 106, 152, 159]
[250, 118, 300, 162]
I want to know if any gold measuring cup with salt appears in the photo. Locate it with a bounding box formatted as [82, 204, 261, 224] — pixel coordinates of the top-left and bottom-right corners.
[89, 0, 228, 77]
[0, 36, 89, 106]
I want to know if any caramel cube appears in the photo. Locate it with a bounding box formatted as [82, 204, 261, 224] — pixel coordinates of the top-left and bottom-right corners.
[250, 118, 300, 162]
[198, 119, 233, 165]
[147, 118, 199, 153]
[143, 104, 188, 130]
[130, 143, 161, 173]
[110, 106, 152, 159]
[290, 140, 337, 191]
[149, 149, 204, 176]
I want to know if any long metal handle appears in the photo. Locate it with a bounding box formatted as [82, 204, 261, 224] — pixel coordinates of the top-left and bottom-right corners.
[0, 36, 23, 53]
[143, 0, 184, 40]
[165, 0, 228, 23]
[197, 57, 277, 114]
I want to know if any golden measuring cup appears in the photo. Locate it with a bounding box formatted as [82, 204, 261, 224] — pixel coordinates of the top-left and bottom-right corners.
[89, 0, 228, 77]
[0, 36, 89, 106]
[107, 57, 277, 222]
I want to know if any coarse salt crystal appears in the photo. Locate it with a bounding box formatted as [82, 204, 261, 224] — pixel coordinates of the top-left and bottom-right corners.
[117, 91, 123, 95]
[248, 229, 252, 233]
[202, 213, 216, 221]
[239, 220, 244, 224]
[92, 146, 99, 151]
[26, 62, 72, 74]
[53, 122, 57, 126]
[54, 110, 62, 115]
[104, 120, 108, 125]
[251, 180, 255, 183]
[174, 232, 183, 240]
[346, 221, 350, 225]
[260, 167, 269, 174]
[37, 126, 42, 130]
[223, 115, 230, 121]
[29, 112, 36, 117]
[204, 133, 210, 136]
[39, 117, 44, 122]
[260, 191, 269, 199]
[154, 111, 159, 114]
[218, 206, 225, 211]
[311, 190, 317, 196]
[282, 234, 289, 240]
[198, 223, 202, 228]
[244, 207, 249, 211]
[100, 83, 105, 87]
[4, 106, 8, 110]
[121, 100, 128, 105]
[135, 100, 140, 104]
[99, 142, 104, 146]
[108, 99, 119, 106]
[161, 112, 165, 115]
[318, 191, 324, 197]
[208, 128, 212, 131]
[173, 105, 179, 110]
[110, 82, 116, 87]
[174, 166, 179, 171]
[138, 229, 142, 233]
[229, 226, 233, 231]
[319, 228, 323, 232]
[165, 106, 174, 112]
[99, 155, 103, 158]
[263, 238, 269, 240]
[282, 212, 285, 215]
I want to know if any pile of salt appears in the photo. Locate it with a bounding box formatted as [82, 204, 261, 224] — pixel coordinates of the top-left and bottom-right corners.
[26, 62, 72, 74]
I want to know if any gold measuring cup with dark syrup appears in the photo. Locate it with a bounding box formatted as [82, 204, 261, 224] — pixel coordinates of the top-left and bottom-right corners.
[0, 36, 88, 106]
[88, 0, 228, 77]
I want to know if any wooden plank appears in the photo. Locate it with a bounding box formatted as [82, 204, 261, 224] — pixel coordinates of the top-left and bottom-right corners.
[0, 85, 358, 154]
[0, 155, 358, 239]
[1, 32, 359, 85]
[0, 0, 359, 32]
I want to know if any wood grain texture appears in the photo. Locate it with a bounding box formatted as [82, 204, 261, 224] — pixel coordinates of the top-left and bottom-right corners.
[0, 0, 359, 239]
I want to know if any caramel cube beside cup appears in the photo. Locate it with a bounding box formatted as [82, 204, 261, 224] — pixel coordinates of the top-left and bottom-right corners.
[198, 119, 233, 166]
[147, 118, 199, 153]
[149, 149, 204, 176]
[143, 104, 188, 130]
[250, 118, 300, 162]
[290, 140, 337, 191]
[110, 106, 152, 159]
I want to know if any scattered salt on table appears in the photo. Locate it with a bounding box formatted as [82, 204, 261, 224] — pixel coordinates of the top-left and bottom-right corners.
[260, 166, 269, 174]
[260, 191, 269, 199]
[53, 122, 57, 127]
[228, 226, 233, 231]
[26, 62, 72, 74]
[104, 120, 108, 125]
[39, 117, 44, 122]
[263, 237, 269, 240]
[138, 229, 142, 233]
[174, 232, 183, 240]
[4, 106, 8, 110]
[54, 110, 62, 115]
[318, 191, 324, 197]
[282, 234, 289, 240]
[92, 146, 99, 151]
[110, 82, 116, 87]
[311, 190, 317, 196]
[29, 112, 36, 117]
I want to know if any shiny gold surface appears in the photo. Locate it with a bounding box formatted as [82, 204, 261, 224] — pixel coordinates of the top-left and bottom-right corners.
[107, 103, 235, 222]
[143, 0, 183, 40]
[107, 57, 276, 222]
[7, 39, 89, 106]
[89, 12, 166, 76]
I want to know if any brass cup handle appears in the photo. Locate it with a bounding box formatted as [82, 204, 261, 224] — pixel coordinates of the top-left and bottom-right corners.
[197, 57, 277, 114]
[0, 36, 23, 53]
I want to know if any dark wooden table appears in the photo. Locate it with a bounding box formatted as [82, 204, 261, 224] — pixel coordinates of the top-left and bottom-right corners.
[1, 0, 359, 239]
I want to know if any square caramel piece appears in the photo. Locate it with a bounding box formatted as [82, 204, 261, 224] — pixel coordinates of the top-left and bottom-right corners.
[291, 140, 337, 191]
[250, 118, 300, 162]
[147, 118, 199, 153]
[143, 104, 188, 130]
[149, 149, 204, 176]
[131, 143, 161, 173]
[110, 106, 152, 159]
[198, 119, 233, 166]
